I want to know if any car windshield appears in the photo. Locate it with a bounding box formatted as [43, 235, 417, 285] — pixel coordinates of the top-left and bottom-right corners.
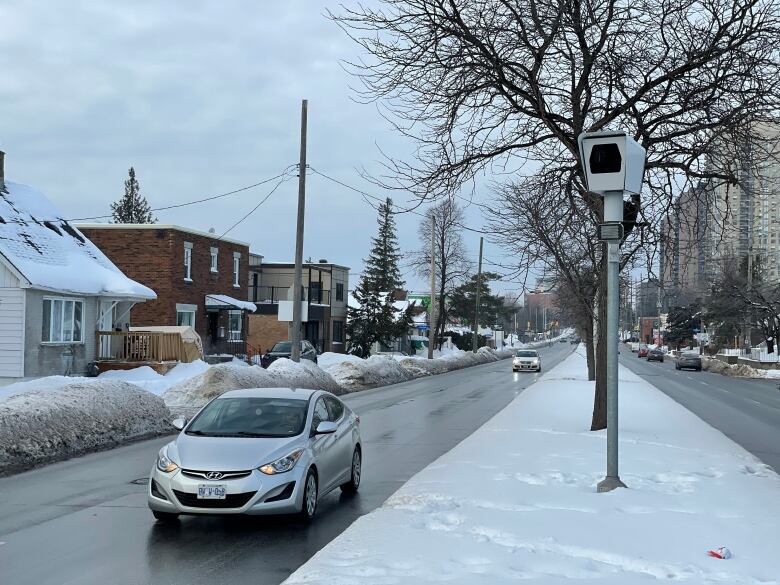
[271, 342, 292, 352]
[683, 352, 700, 358]
[186, 397, 308, 438]
[515, 351, 538, 357]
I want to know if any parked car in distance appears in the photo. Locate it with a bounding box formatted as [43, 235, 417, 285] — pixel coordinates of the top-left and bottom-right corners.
[647, 348, 664, 362]
[148, 388, 362, 523]
[570, 337, 581, 344]
[637, 345, 649, 358]
[513, 349, 541, 372]
[260, 340, 318, 368]
[676, 351, 702, 371]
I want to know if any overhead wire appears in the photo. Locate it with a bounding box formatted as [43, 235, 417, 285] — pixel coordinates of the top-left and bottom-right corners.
[217, 173, 295, 240]
[308, 166, 493, 235]
[16, 166, 298, 224]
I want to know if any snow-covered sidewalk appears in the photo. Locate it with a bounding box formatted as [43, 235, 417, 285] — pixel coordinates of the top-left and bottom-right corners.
[284, 348, 780, 584]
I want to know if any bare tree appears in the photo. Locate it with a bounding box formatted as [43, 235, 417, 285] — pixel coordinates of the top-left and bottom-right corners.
[332, 0, 780, 429]
[413, 199, 472, 346]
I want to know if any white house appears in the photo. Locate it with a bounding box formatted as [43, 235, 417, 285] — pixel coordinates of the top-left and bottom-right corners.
[0, 152, 156, 383]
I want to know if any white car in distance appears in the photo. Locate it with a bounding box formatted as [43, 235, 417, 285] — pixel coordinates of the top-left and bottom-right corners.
[513, 350, 541, 372]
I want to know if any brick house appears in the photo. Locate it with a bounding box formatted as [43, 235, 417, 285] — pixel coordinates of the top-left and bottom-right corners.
[246, 255, 349, 354]
[78, 224, 255, 356]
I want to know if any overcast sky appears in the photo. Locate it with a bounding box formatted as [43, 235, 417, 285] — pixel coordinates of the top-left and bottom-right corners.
[0, 1, 528, 295]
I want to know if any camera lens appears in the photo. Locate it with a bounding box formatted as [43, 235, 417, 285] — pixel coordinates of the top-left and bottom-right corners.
[589, 144, 621, 173]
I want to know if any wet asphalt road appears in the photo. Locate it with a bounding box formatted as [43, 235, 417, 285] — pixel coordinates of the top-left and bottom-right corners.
[0, 343, 574, 585]
[620, 350, 780, 473]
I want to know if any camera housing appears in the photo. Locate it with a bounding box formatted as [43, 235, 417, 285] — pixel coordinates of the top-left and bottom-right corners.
[577, 131, 646, 194]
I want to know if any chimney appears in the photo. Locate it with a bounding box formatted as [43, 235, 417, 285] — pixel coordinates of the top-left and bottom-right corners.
[0, 150, 5, 192]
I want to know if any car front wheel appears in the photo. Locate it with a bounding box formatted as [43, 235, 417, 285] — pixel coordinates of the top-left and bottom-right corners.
[300, 469, 318, 522]
[341, 448, 362, 494]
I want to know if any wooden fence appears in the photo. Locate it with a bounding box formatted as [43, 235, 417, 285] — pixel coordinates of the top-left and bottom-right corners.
[96, 331, 186, 363]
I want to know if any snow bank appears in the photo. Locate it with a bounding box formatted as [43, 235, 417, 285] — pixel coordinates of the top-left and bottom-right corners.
[162, 361, 342, 417]
[0, 381, 172, 475]
[96, 360, 211, 395]
[284, 348, 780, 585]
[0, 375, 94, 401]
[702, 356, 780, 380]
[320, 354, 415, 392]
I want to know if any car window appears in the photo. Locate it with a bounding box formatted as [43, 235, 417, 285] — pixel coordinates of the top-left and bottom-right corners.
[272, 342, 292, 352]
[312, 397, 330, 431]
[324, 395, 344, 421]
[187, 397, 308, 437]
[515, 350, 538, 357]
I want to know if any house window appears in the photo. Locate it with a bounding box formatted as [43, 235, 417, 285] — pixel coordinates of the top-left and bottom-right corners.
[210, 247, 218, 273]
[336, 283, 344, 302]
[176, 304, 197, 327]
[233, 252, 241, 287]
[42, 298, 84, 343]
[184, 242, 193, 281]
[228, 310, 242, 341]
[333, 320, 344, 343]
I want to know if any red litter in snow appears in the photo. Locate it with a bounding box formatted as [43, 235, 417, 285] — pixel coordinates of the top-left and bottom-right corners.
[707, 547, 731, 559]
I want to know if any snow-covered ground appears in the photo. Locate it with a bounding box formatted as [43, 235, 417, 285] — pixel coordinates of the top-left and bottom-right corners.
[284, 347, 780, 585]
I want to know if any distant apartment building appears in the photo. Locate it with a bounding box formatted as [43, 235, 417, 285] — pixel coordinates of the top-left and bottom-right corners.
[704, 124, 780, 282]
[660, 182, 711, 306]
[78, 224, 254, 356]
[247, 256, 349, 354]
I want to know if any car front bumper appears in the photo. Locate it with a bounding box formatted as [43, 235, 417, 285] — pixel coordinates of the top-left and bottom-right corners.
[148, 463, 307, 516]
[513, 361, 541, 371]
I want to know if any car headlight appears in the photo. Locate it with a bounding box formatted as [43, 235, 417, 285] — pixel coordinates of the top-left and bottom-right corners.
[259, 449, 303, 475]
[156, 446, 179, 473]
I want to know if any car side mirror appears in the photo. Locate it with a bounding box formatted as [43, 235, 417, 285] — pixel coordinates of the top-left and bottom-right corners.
[172, 418, 187, 431]
[315, 421, 337, 435]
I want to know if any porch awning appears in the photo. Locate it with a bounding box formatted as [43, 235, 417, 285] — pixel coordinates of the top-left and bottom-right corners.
[205, 294, 257, 312]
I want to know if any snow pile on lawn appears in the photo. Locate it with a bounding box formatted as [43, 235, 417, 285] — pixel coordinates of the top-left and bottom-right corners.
[319, 353, 414, 391]
[0, 381, 171, 475]
[702, 356, 780, 379]
[97, 360, 211, 395]
[284, 349, 780, 585]
[0, 375, 94, 401]
[163, 361, 342, 416]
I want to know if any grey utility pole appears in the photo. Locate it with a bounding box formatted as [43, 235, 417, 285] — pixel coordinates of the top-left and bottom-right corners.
[473, 236, 484, 353]
[597, 191, 628, 493]
[291, 99, 308, 362]
[428, 216, 436, 359]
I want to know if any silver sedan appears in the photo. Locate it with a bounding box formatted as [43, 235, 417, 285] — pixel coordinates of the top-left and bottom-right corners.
[513, 349, 541, 372]
[148, 388, 362, 522]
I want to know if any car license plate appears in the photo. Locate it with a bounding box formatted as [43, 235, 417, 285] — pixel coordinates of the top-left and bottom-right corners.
[197, 484, 227, 499]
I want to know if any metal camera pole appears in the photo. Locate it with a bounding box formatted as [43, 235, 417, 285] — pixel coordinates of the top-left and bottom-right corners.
[597, 190, 628, 493]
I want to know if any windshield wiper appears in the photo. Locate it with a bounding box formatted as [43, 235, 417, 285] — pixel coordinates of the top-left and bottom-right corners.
[234, 431, 280, 438]
[186, 429, 210, 436]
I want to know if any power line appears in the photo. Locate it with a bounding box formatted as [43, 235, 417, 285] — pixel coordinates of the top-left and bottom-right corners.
[2, 167, 296, 225]
[218, 174, 293, 240]
[308, 166, 492, 235]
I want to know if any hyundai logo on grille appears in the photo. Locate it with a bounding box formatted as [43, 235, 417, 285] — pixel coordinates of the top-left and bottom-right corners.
[206, 472, 224, 480]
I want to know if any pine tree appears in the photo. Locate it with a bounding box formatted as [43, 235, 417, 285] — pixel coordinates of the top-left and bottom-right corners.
[111, 167, 156, 223]
[363, 198, 404, 293]
[346, 199, 407, 356]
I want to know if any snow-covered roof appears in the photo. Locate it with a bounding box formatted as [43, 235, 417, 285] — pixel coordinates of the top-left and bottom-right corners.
[0, 181, 156, 299]
[205, 294, 257, 312]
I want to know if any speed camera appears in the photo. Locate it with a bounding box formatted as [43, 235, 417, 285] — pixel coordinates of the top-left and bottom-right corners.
[577, 131, 646, 194]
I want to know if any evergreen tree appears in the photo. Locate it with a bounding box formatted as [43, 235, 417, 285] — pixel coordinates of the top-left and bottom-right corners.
[111, 167, 155, 223]
[449, 272, 506, 328]
[346, 199, 407, 356]
[363, 198, 404, 292]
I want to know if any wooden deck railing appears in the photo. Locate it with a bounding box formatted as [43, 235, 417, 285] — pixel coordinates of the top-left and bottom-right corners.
[96, 331, 186, 363]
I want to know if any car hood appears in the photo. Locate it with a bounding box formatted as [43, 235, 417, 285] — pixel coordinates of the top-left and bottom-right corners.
[172, 433, 303, 471]
[514, 356, 539, 361]
[266, 351, 292, 358]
